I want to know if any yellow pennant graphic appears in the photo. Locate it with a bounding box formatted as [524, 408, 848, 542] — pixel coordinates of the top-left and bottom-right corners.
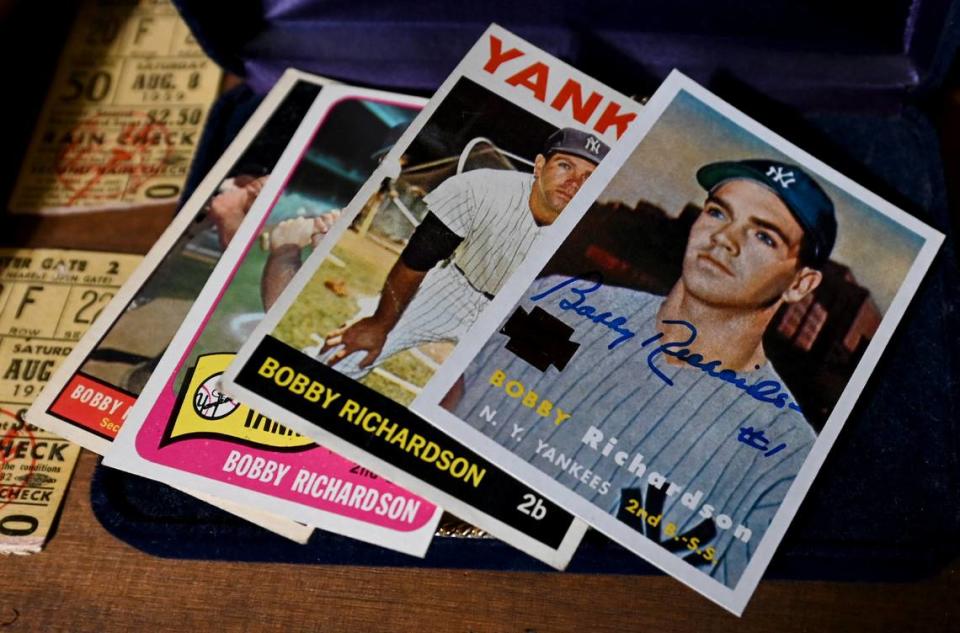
[165, 353, 313, 450]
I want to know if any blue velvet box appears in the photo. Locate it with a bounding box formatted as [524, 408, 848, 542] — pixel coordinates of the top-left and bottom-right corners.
[92, 0, 960, 578]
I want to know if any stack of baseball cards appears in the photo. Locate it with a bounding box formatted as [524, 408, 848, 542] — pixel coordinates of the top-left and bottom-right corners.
[101, 24, 647, 567]
[102, 84, 449, 555]
[27, 23, 944, 615]
[28, 69, 443, 550]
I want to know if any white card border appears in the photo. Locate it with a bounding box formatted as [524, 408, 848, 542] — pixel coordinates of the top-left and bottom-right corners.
[187, 489, 314, 544]
[412, 70, 945, 614]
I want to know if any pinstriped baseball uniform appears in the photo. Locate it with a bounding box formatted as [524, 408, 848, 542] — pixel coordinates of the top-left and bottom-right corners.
[452, 274, 816, 587]
[323, 169, 544, 379]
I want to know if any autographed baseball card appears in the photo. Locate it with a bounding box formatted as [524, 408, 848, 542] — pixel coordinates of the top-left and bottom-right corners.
[105, 86, 443, 556]
[222, 25, 642, 568]
[414, 72, 944, 613]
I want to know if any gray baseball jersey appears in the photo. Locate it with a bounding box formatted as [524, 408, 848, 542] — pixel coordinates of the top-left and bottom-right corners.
[452, 274, 816, 587]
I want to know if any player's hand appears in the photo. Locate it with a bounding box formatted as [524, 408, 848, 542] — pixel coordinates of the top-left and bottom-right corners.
[269, 217, 318, 251]
[269, 211, 342, 251]
[208, 175, 269, 248]
[310, 210, 341, 248]
[321, 317, 389, 369]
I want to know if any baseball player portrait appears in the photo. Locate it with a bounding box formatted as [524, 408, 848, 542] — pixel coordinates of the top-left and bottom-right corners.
[445, 158, 837, 587]
[317, 127, 611, 379]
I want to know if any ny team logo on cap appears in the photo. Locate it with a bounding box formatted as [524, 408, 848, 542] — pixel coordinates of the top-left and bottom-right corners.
[585, 136, 602, 156]
[766, 165, 796, 189]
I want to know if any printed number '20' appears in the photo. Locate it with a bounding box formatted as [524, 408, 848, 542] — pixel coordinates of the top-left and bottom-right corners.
[518, 493, 547, 520]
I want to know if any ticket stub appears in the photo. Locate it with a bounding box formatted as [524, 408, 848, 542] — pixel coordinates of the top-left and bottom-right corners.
[413, 72, 944, 613]
[0, 407, 81, 554]
[104, 85, 442, 556]
[221, 25, 646, 568]
[0, 248, 141, 553]
[8, 0, 222, 214]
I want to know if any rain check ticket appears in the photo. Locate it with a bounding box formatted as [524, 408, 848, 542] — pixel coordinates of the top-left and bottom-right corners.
[0, 248, 141, 553]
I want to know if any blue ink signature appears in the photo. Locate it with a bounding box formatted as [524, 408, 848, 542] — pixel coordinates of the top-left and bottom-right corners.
[737, 426, 787, 457]
[529, 273, 635, 349]
[640, 320, 803, 413]
[527, 274, 802, 414]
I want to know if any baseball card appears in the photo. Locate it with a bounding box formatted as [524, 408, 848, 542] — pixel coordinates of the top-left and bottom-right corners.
[29, 69, 328, 455]
[25, 70, 332, 542]
[413, 72, 945, 613]
[221, 25, 642, 568]
[104, 86, 443, 557]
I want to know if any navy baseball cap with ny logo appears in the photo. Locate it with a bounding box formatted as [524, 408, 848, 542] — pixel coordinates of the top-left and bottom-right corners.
[696, 159, 838, 267]
[543, 127, 610, 165]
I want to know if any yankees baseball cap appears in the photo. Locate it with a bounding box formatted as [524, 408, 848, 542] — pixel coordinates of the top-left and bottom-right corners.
[543, 128, 610, 165]
[696, 159, 837, 267]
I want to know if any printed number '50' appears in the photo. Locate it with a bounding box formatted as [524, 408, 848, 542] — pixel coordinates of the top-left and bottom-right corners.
[518, 493, 547, 520]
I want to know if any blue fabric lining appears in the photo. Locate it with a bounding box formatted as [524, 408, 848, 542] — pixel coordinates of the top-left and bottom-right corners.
[172, 0, 960, 102]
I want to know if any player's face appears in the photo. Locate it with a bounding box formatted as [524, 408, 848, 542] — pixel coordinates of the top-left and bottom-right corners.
[532, 152, 597, 223]
[682, 179, 811, 310]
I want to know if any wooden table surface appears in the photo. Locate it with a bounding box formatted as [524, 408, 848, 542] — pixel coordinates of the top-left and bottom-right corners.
[0, 450, 956, 632]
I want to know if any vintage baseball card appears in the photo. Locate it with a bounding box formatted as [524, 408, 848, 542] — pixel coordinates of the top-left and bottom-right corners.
[8, 0, 222, 214]
[24, 70, 335, 543]
[29, 70, 329, 455]
[0, 248, 141, 553]
[413, 72, 945, 613]
[221, 25, 643, 568]
[104, 86, 443, 557]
